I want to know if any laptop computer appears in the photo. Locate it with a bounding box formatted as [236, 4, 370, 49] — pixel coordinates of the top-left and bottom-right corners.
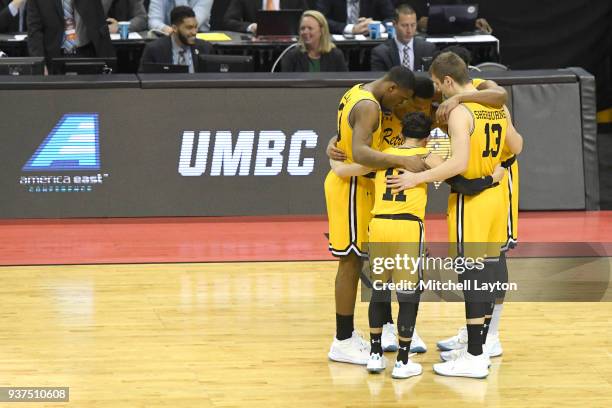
[141, 63, 189, 74]
[255, 9, 302, 38]
[196, 54, 254, 73]
[427, 4, 479, 35]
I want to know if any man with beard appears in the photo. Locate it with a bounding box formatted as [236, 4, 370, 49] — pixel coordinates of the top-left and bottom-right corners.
[139, 6, 214, 73]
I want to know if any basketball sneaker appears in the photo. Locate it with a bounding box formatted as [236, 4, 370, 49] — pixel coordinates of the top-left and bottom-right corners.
[440, 347, 491, 367]
[436, 326, 467, 351]
[381, 323, 398, 352]
[433, 349, 489, 379]
[328, 331, 370, 365]
[485, 332, 503, 357]
[366, 353, 386, 373]
[410, 329, 427, 353]
[391, 359, 422, 379]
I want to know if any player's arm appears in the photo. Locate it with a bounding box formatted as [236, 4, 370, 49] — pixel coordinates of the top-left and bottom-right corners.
[503, 105, 523, 155]
[351, 101, 427, 172]
[326, 135, 347, 161]
[436, 80, 508, 123]
[446, 165, 506, 195]
[387, 106, 471, 191]
[329, 159, 372, 178]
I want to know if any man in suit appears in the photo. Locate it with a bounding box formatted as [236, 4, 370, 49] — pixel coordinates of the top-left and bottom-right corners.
[139, 6, 213, 73]
[223, 0, 308, 34]
[27, 0, 115, 69]
[315, 0, 394, 35]
[0, 0, 26, 33]
[370, 4, 436, 71]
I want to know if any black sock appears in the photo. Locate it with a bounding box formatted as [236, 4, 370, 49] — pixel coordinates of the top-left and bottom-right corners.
[370, 332, 383, 355]
[466, 324, 484, 356]
[382, 301, 393, 324]
[397, 340, 411, 364]
[336, 314, 354, 341]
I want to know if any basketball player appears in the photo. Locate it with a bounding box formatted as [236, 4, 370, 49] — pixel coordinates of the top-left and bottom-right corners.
[332, 112, 434, 378]
[326, 66, 431, 365]
[387, 52, 523, 378]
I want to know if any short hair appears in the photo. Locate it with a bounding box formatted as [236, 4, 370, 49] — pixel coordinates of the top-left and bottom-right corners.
[402, 112, 432, 140]
[414, 75, 435, 99]
[298, 10, 335, 54]
[170, 6, 195, 26]
[430, 51, 470, 85]
[394, 4, 416, 22]
[435, 45, 472, 66]
[384, 66, 415, 91]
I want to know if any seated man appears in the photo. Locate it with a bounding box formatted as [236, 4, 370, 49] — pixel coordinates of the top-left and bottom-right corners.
[139, 6, 214, 73]
[370, 4, 436, 71]
[103, 0, 147, 34]
[316, 0, 394, 35]
[0, 0, 26, 33]
[223, 0, 308, 34]
[149, 0, 213, 34]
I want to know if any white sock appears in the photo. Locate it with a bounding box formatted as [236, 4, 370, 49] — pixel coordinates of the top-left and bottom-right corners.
[489, 304, 504, 336]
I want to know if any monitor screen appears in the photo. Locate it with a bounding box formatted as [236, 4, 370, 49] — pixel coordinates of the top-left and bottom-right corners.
[50, 58, 118, 75]
[196, 55, 254, 73]
[0, 57, 45, 76]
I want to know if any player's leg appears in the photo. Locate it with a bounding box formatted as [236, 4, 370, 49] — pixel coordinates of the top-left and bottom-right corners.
[326, 174, 370, 364]
[366, 285, 390, 373]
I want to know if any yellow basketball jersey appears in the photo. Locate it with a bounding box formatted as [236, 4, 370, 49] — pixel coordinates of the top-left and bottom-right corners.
[460, 102, 508, 179]
[378, 111, 405, 151]
[471, 77, 485, 88]
[372, 147, 429, 219]
[337, 84, 382, 163]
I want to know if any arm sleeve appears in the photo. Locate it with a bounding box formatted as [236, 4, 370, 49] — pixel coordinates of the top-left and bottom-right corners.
[26, 0, 45, 57]
[446, 174, 495, 195]
[191, 0, 213, 31]
[147, 0, 167, 31]
[128, 0, 147, 32]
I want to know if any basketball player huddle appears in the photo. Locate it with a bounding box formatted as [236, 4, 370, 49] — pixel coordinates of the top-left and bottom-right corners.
[324, 51, 522, 379]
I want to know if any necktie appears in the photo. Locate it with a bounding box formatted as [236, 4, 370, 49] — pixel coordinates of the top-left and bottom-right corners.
[402, 45, 411, 70]
[178, 49, 187, 66]
[347, 0, 359, 24]
[266, 0, 277, 11]
[62, 0, 77, 53]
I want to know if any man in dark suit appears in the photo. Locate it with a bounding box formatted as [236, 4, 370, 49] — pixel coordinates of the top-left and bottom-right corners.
[139, 6, 214, 73]
[315, 0, 394, 35]
[0, 0, 26, 33]
[27, 0, 115, 69]
[223, 0, 308, 34]
[370, 4, 436, 71]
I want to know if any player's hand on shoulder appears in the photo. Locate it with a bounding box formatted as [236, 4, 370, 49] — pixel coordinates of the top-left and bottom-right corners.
[436, 95, 460, 124]
[387, 168, 419, 192]
[400, 155, 428, 173]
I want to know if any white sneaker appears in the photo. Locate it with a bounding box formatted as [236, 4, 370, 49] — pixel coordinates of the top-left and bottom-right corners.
[328, 331, 371, 365]
[485, 333, 503, 357]
[437, 327, 467, 351]
[382, 323, 398, 352]
[391, 359, 422, 379]
[366, 353, 386, 373]
[440, 348, 491, 367]
[410, 329, 427, 353]
[433, 349, 489, 379]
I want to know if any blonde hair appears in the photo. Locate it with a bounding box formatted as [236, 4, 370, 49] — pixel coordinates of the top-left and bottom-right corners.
[297, 10, 335, 54]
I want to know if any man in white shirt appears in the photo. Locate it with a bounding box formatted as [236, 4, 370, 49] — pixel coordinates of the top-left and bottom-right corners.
[370, 4, 436, 71]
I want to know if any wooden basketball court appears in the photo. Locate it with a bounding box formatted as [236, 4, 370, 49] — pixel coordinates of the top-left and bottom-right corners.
[0, 213, 610, 407]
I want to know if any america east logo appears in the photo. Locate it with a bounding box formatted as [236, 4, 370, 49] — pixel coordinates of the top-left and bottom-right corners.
[19, 113, 109, 193]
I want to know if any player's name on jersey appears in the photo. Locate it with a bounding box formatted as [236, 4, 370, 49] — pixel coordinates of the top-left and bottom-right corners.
[372, 279, 518, 293]
[473, 109, 507, 120]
